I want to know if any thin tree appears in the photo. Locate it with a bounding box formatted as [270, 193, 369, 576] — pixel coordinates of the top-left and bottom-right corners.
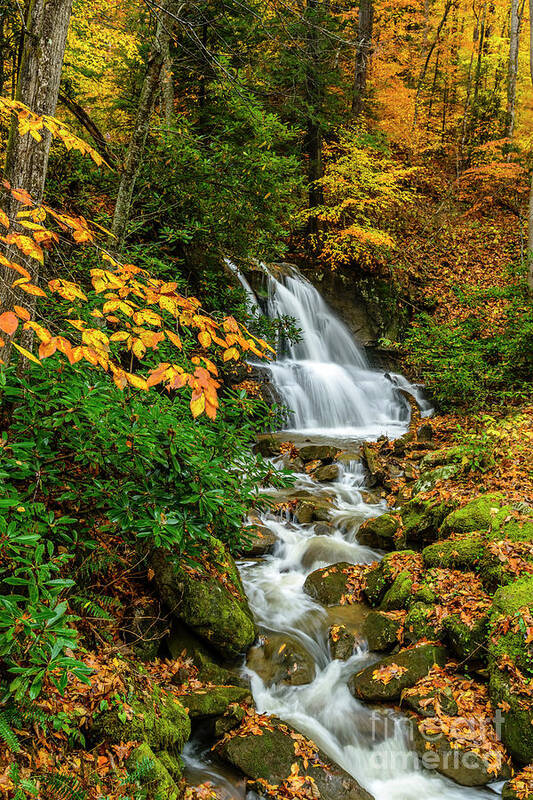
[352, 0, 374, 114]
[412, 0, 454, 130]
[111, 0, 177, 249]
[0, 0, 73, 361]
[505, 0, 525, 137]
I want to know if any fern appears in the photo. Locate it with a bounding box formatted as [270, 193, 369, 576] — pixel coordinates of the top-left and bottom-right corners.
[39, 773, 87, 800]
[69, 595, 115, 621]
[122, 756, 155, 786]
[0, 710, 21, 752]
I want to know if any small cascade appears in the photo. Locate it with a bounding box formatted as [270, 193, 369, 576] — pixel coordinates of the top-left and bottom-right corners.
[233, 261, 430, 437]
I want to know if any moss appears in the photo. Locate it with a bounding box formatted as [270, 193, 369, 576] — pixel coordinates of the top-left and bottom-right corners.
[380, 571, 413, 611]
[363, 563, 390, 607]
[303, 562, 355, 606]
[443, 613, 488, 664]
[400, 496, 457, 543]
[411, 584, 437, 604]
[440, 493, 507, 536]
[157, 750, 184, 781]
[419, 446, 465, 471]
[422, 535, 484, 570]
[178, 686, 252, 719]
[404, 602, 439, 643]
[362, 611, 402, 652]
[412, 464, 462, 495]
[349, 644, 448, 702]
[489, 576, 533, 674]
[152, 538, 256, 659]
[126, 743, 181, 800]
[488, 669, 533, 765]
[92, 690, 190, 753]
[358, 513, 401, 550]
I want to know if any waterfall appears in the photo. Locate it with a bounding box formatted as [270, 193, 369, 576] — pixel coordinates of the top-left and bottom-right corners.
[240, 262, 430, 437]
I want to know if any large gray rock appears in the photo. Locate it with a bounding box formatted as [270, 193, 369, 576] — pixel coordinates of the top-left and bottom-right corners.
[247, 633, 316, 686]
[303, 562, 355, 606]
[363, 611, 403, 652]
[217, 716, 374, 800]
[348, 645, 448, 702]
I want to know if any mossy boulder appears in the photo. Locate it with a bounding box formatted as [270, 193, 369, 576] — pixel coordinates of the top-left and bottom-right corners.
[363, 551, 420, 607]
[152, 537, 256, 660]
[488, 576, 533, 764]
[348, 644, 448, 702]
[442, 613, 488, 664]
[357, 514, 402, 550]
[419, 446, 465, 471]
[303, 562, 354, 606]
[404, 603, 439, 644]
[178, 686, 252, 719]
[362, 611, 402, 652]
[422, 536, 484, 571]
[247, 633, 316, 686]
[402, 686, 457, 717]
[167, 621, 246, 686]
[439, 493, 508, 537]
[380, 571, 413, 611]
[400, 497, 457, 544]
[127, 743, 182, 800]
[91, 690, 190, 753]
[122, 598, 169, 661]
[216, 717, 374, 800]
[411, 722, 511, 786]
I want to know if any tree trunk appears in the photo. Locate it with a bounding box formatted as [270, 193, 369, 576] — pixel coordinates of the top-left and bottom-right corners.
[111, 1, 176, 249]
[59, 91, 116, 165]
[527, 0, 533, 294]
[352, 0, 374, 114]
[0, 0, 73, 361]
[412, 0, 453, 130]
[161, 40, 175, 125]
[505, 0, 521, 137]
[304, 0, 324, 234]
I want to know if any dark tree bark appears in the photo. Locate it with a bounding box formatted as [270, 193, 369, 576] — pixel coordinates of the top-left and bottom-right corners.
[59, 91, 116, 166]
[412, 0, 453, 129]
[0, 0, 73, 362]
[528, 0, 533, 291]
[505, 0, 525, 138]
[304, 0, 324, 234]
[352, 0, 374, 114]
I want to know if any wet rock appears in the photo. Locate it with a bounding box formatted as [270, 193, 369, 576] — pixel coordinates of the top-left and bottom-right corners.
[348, 644, 448, 702]
[168, 621, 247, 686]
[363, 551, 420, 608]
[246, 633, 316, 686]
[411, 722, 511, 786]
[214, 704, 247, 737]
[439, 493, 506, 537]
[419, 446, 465, 471]
[239, 523, 278, 557]
[216, 717, 374, 800]
[412, 464, 461, 495]
[298, 444, 338, 462]
[152, 537, 256, 660]
[328, 624, 357, 660]
[442, 613, 488, 664]
[313, 463, 340, 482]
[357, 513, 401, 550]
[254, 435, 279, 457]
[362, 611, 402, 652]
[295, 498, 332, 524]
[301, 537, 358, 570]
[336, 450, 361, 465]
[314, 522, 334, 536]
[402, 685, 458, 717]
[362, 442, 386, 485]
[303, 562, 355, 606]
[392, 432, 415, 456]
[178, 686, 252, 719]
[488, 576, 533, 764]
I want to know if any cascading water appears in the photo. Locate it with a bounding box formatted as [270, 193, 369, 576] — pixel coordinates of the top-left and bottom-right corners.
[261, 264, 431, 438]
[185, 262, 495, 800]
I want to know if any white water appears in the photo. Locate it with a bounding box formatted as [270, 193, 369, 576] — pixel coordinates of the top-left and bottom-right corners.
[234, 264, 494, 800]
[262, 265, 431, 438]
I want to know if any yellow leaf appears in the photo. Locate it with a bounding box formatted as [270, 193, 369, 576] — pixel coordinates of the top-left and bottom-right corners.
[190, 392, 206, 418]
[165, 329, 182, 349]
[12, 342, 41, 365]
[198, 330, 211, 348]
